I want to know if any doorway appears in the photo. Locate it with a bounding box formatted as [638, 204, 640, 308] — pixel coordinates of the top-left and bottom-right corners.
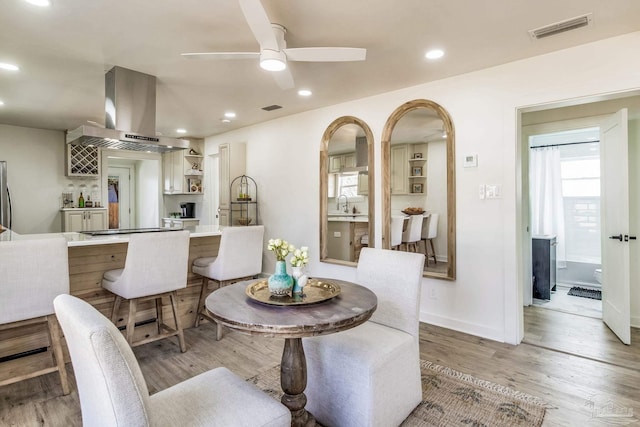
[108, 165, 134, 229]
[527, 127, 602, 319]
[519, 92, 640, 347]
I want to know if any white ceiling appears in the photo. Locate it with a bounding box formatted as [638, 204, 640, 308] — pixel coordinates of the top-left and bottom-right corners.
[1, 0, 640, 139]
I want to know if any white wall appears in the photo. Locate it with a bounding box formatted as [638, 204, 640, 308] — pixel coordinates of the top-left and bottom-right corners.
[205, 31, 640, 344]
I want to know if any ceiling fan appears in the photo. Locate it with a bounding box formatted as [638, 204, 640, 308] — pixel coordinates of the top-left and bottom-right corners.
[181, 0, 367, 89]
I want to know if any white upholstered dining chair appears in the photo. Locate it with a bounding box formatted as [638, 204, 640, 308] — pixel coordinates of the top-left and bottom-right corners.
[303, 247, 425, 427]
[192, 225, 264, 337]
[102, 230, 190, 352]
[54, 294, 291, 427]
[0, 237, 70, 394]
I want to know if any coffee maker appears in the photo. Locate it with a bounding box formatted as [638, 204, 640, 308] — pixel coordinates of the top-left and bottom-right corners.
[180, 202, 195, 218]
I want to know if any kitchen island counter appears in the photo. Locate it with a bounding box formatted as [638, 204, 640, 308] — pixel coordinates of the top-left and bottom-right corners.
[0, 224, 223, 246]
[0, 225, 224, 382]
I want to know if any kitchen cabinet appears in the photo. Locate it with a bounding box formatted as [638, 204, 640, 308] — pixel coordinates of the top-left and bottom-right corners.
[61, 208, 108, 232]
[163, 150, 184, 194]
[357, 171, 368, 195]
[329, 153, 356, 173]
[390, 144, 409, 194]
[163, 140, 204, 194]
[162, 218, 200, 228]
[218, 143, 246, 226]
[66, 144, 100, 178]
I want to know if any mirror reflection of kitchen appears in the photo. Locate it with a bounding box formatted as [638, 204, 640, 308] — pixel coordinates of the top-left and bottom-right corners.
[390, 108, 448, 275]
[327, 123, 369, 262]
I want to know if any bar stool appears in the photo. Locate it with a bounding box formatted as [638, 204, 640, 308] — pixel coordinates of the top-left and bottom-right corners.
[0, 237, 70, 394]
[192, 225, 264, 338]
[390, 216, 405, 250]
[102, 230, 190, 352]
[421, 213, 439, 264]
[401, 215, 423, 252]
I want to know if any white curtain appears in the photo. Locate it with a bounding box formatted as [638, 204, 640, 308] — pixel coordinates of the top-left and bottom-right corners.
[530, 146, 566, 266]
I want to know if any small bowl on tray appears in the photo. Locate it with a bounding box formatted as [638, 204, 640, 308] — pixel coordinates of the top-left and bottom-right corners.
[402, 209, 425, 215]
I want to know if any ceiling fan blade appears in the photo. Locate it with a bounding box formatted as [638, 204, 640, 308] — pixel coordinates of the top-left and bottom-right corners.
[270, 67, 295, 90]
[238, 0, 279, 51]
[181, 52, 260, 60]
[284, 47, 367, 62]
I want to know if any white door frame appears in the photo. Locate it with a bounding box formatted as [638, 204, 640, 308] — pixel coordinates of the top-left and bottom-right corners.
[108, 165, 134, 229]
[516, 90, 640, 344]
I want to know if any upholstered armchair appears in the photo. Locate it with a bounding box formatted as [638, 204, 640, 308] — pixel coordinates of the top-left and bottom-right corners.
[303, 247, 425, 427]
[54, 294, 291, 427]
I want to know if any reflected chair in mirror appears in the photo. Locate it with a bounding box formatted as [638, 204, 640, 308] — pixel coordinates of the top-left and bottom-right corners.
[0, 237, 70, 395]
[304, 247, 425, 427]
[192, 225, 264, 339]
[102, 230, 190, 352]
[54, 294, 291, 427]
[421, 213, 439, 264]
[390, 216, 405, 250]
[401, 215, 423, 252]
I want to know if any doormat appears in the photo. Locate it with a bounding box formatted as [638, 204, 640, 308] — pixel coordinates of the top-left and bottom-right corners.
[567, 286, 602, 300]
[248, 360, 549, 427]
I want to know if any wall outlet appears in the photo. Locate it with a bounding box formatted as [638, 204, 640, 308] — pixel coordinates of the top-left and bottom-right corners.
[333, 231, 341, 238]
[429, 288, 437, 299]
[479, 184, 485, 200]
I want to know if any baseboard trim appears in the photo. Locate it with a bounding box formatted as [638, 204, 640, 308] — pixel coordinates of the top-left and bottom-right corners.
[419, 310, 506, 343]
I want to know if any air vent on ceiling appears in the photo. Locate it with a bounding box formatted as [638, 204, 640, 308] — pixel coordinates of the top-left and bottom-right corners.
[262, 104, 282, 111]
[529, 13, 593, 40]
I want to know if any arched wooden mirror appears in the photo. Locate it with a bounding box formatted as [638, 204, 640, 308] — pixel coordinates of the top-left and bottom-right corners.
[320, 116, 375, 266]
[382, 99, 456, 279]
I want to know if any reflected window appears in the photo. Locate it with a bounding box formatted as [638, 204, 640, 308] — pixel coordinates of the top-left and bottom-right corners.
[337, 172, 359, 198]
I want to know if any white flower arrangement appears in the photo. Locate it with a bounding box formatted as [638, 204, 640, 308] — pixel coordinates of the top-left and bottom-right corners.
[290, 246, 309, 267]
[267, 238, 295, 262]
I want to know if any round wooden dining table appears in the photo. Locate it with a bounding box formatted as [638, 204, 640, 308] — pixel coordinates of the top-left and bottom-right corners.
[205, 278, 377, 427]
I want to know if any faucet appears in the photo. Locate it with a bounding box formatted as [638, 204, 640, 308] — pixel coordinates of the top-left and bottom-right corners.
[337, 194, 349, 213]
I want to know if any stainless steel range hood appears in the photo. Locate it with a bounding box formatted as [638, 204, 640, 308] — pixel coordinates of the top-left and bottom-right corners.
[66, 66, 189, 153]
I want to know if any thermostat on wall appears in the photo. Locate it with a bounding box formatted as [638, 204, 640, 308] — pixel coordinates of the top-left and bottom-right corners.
[463, 154, 478, 168]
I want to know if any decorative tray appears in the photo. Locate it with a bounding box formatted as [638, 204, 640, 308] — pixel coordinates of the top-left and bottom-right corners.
[402, 209, 425, 215]
[245, 278, 341, 306]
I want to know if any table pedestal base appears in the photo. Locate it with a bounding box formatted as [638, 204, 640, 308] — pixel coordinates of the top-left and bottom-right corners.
[281, 338, 316, 427]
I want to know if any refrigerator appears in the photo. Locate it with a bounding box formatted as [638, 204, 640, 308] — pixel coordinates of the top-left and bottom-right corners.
[0, 161, 11, 229]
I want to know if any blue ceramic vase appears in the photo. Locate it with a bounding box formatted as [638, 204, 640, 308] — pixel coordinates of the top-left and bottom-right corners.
[268, 260, 293, 296]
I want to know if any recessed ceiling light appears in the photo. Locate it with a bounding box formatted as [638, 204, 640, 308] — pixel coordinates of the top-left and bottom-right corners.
[221, 119, 231, 123]
[425, 49, 444, 60]
[298, 89, 312, 97]
[0, 63, 19, 71]
[224, 111, 236, 118]
[176, 128, 187, 134]
[25, 0, 51, 6]
[0, 100, 4, 106]
[167, 146, 173, 149]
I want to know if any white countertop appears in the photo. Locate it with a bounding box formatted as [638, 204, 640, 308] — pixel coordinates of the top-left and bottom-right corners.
[328, 216, 369, 223]
[0, 225, 223, 246]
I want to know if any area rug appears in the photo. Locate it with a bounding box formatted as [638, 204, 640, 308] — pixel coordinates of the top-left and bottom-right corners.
[567, 286, 602, 300]
[248, 360, 548, 427]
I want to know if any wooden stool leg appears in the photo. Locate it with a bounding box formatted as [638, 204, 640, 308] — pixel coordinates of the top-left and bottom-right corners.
[169, 291, 186, 352]
[155, 297, 164, 334]
[111, 295, 122, 324]
[429, 240, 437, 264]
[47, 315, 70, 395]
[126, 299, 137, 346]
[194, 277, 209, 328]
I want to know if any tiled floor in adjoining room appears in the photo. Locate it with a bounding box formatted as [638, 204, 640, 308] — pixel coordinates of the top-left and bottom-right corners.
[533, 283, 602, 318]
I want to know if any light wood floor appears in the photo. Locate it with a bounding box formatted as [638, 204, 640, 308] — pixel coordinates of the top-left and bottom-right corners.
[2, 313, 639, 426]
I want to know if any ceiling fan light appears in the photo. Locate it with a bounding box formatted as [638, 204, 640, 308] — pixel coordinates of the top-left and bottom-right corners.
[260, 50, 287, 71]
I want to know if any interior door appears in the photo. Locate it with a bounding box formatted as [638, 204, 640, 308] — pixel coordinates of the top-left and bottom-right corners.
[601, 108, 631, 344]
